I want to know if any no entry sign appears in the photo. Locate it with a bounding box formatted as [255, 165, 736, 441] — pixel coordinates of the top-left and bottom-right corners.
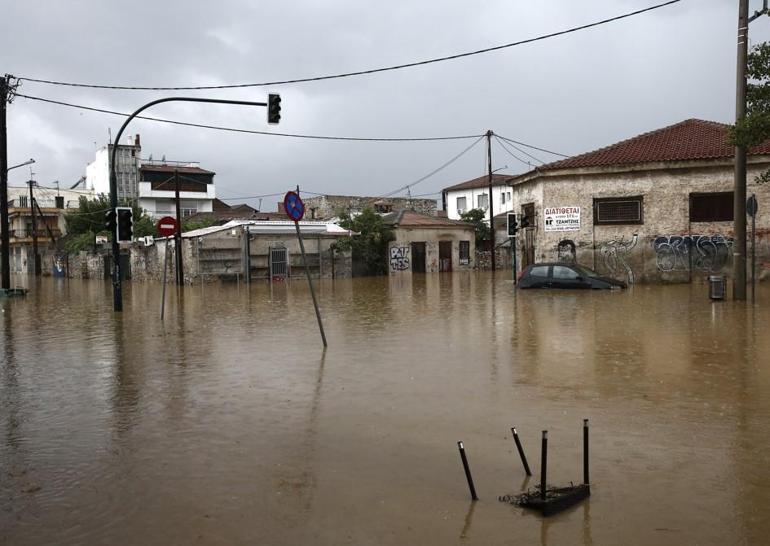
[283, 191, 305, 221]
[157, 216, 178, 237]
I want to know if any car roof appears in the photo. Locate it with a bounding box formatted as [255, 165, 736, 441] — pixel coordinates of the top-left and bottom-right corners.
[528, 262, 581, 267]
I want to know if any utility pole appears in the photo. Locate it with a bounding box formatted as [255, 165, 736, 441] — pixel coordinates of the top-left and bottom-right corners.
[487, 130, 495, 272]
[174, 168, 184, 285]
[0, 75, 10, 289]
[28, 180, 40, 276]
[733, 0, 749, 300]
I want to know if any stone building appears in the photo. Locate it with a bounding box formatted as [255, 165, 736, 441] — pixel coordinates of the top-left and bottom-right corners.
[130, 219, 354, 282]
[382, 210, 475, 274]
[303, 194, 437, 220]
[506, 119, 770, 284]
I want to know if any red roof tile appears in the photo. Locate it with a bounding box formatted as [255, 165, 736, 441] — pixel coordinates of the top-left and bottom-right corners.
[382, 209, 474, 229]
[443, 173, 512, 192]
[537, 119, 770, 172]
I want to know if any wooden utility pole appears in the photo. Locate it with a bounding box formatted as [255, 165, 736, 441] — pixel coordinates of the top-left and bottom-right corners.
[0, 76, 10, 289]
[733, 0, 749, 300]
[174, 168, 184, 285]
[487, 130, 495, 271]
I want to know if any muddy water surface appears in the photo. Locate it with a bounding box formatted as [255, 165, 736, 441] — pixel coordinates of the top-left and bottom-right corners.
[1, 274, 769, 545]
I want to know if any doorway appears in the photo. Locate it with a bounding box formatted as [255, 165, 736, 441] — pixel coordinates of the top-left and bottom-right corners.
[411, 242, 426, 273]
[439, 241, 452, 272]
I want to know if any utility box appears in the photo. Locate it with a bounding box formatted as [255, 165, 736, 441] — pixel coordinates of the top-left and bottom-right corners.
[708, 275, 726, 300]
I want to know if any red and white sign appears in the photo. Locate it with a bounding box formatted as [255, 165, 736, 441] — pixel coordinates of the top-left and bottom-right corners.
[157, 216, 178, 237]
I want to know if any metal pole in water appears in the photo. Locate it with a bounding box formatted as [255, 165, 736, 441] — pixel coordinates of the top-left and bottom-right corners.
[583, 419, 590, 485]
[511, 427, 532, 476]
[160, 239, 169, 320]
[457, 441, 478, 501]
[540, 431, 548, 500]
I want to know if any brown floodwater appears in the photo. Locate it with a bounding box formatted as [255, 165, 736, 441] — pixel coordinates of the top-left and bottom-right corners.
[1, 273, 769, 545]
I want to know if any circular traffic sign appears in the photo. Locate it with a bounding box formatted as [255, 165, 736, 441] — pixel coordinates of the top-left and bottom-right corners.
[283, 191, 305, 221]
[747, 195, 758, 217]
[157, 216, 178, 237]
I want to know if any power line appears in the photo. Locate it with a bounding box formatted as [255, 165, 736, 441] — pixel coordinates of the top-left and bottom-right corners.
[14, 93, 482, 142]
[494, 135, 544, 166]
[15, 1, 680, 91]
[496, 133, 569, 158]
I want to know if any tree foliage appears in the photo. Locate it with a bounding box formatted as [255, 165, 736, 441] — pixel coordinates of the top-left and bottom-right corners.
[460, 208, 490, 246]
[732, 41, 770, 184]
[182, 215, 218, 233]
[336, 208, 394, 276]
[64, 196, 156, 244]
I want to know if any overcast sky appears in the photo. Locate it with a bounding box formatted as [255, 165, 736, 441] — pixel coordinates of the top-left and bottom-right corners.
[2, 0, 769, 209]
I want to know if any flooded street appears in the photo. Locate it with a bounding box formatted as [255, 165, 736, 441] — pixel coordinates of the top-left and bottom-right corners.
[1, 274, 769, 545]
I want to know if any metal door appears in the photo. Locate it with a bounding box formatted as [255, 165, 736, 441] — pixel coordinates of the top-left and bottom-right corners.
[411, 242, 426, 273]
[269, 246, 288, 280]
[439, 241, 452, 272]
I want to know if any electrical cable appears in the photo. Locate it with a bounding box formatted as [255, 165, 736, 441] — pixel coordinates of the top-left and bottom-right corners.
[495, 133, 569, 157]
[15, 1, 680, 91]
[494, 135, 544, 166]
[14, 93, 482, 142]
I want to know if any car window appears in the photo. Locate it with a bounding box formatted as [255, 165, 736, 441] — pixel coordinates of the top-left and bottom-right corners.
[529, 265, 549, 278]
[574, 265, 600, 278]
[552, 265, 580, 280]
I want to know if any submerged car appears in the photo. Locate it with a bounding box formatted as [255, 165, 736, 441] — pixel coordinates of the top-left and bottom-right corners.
[518, 263, 626, 290]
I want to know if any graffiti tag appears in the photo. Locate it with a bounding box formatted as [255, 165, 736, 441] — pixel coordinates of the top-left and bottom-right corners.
[390, 246, 410, 271]
[652, 235, 733, 272]
[556, 239, 577, 263]
[598, 233, 638, 284]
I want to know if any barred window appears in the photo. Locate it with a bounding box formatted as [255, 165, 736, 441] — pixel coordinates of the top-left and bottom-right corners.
[593, 196, 643, 225]
[690, 192, 733, 222]
[459, 241, 470, 264]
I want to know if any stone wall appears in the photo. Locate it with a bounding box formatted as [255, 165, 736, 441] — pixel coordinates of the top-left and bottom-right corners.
[304, 195, 437, 220]
[509, 160, 770, 283]
[387, 226, 475, 274]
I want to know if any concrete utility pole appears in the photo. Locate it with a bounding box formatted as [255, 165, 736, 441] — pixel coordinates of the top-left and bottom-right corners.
[174, 169, 184, 285]
[487, 130, 495, 272]
[733, 0, 749, 300]
[0, 76, 10, 289]
[28, 180, 40, 276]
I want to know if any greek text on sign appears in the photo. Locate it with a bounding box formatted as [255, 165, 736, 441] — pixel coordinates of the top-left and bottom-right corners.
[544, 206, 580, 232]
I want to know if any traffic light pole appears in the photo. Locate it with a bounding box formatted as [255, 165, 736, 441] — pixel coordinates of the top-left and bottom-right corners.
[109, 96, 267, 312]
[511, 236, 517, 284]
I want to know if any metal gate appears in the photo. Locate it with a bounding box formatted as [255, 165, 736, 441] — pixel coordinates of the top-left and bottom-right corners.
[269, 246, 288, 280]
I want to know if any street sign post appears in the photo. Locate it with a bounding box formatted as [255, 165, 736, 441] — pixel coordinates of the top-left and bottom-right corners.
[284, 188, 327, 347]
[747, 195, 758, 303]
[156, 216, 177, 320]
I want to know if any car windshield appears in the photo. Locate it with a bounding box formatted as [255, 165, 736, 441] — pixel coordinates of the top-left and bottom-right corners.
[573, 265, 602, 278]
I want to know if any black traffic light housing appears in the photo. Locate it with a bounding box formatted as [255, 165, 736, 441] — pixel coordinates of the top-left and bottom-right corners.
[116, 207, 133, 242]
[267, 93, 281, 124]
[105, 209, 116, 234]
[507, 212, 518, 237]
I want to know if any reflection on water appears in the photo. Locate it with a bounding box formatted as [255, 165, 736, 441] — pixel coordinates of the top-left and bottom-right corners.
[1, 274, 769, 545]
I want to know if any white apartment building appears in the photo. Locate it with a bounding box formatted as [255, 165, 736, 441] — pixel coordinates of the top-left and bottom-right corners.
[137, 160, 216, 219]
[441, 174, 514, 221]
[85, 134, 141, 201]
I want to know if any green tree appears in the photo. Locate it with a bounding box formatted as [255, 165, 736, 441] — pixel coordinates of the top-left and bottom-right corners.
[182, 215, 218, 232]
[460, 208, 490, 246]
[63, 196, 156, 248]
[732, 42, 770, 183]
[337, 208, 394, 276]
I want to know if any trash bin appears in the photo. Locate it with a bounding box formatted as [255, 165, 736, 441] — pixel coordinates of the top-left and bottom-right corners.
[708, 275, 726, 300]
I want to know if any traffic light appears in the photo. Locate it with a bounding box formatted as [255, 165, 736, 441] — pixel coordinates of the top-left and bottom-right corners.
[116, 207, 133, 242]
[267, 93, 281, 124]
[507, 212, 518, 237]
[105, 209, 116, 233]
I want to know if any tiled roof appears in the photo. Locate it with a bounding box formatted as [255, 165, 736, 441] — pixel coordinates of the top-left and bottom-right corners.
[442, 173, 512, 192]
[382, 209, 474, 229]
[537, 119, 770, 172]
[140, 164, 214, 175]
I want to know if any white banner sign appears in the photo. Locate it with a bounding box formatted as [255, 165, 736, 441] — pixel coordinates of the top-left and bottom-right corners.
[544, 206, 580, 232]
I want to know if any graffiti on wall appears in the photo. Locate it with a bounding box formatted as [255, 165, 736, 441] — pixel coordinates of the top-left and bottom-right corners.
[598, 233, 638, 284]
[390, 246, 410, 271]
[556, 239, 577, 263]
[652, 235, 733, 272]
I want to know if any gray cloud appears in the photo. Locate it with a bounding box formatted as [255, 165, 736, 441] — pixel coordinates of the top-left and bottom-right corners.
[2, 0, 767, 208]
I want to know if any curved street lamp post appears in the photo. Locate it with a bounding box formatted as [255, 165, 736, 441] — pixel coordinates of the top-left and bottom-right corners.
[109, 97, 267, 312]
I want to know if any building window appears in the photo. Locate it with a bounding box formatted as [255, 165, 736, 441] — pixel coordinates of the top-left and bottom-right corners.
[55, 196, 64, 209]
[18, 196, 28, 208]
[459, 241, 470, 265]
[477, 193, 488, 209]
[689, 192, 733, 222]
[182, 208, 198, 217]
[456, 196, 467, 214]
[593, 196, 643, 225]
[501, 192, 506, 205]
[507, 191, 512, 202]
